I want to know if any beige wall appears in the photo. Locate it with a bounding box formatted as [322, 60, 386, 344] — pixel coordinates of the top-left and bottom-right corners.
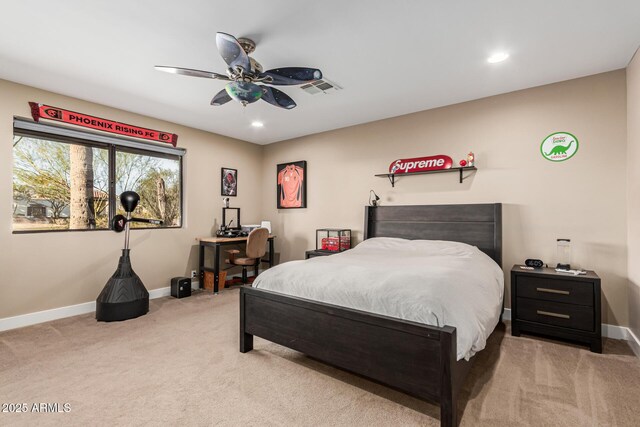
[628, 50, 640, 338]
[0, 79, 263, 319]
[1, 70, 632, 328]
[262, 70, 629, 326]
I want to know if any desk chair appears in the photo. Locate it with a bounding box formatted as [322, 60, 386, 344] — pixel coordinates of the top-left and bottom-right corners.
[225, 227, 269, 285]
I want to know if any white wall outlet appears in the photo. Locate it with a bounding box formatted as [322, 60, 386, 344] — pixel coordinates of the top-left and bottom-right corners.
[190, 270, 197, 279]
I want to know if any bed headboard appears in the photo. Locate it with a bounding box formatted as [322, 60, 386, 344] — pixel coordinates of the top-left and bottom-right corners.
[364, 203, 502, 266]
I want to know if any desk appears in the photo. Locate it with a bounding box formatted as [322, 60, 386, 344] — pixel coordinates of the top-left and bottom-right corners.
[197, 235, 276, 294]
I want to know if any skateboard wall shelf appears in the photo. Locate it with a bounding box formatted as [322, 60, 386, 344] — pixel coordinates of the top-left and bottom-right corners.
[375, 166, 477, 187]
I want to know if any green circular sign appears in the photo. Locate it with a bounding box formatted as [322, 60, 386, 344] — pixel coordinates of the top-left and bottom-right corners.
[540, 132, 579, 162]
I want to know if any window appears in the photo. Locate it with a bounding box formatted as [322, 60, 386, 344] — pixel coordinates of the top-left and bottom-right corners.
[115, 150, 181, 228]
[12, 119, 184, 233]
[13, 136, 110, 231]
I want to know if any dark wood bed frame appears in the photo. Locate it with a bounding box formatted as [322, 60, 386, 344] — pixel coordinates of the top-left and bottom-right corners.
[240, 203, 502, 427]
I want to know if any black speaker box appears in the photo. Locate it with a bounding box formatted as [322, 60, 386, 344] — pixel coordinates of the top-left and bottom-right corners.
[171, 277, 191, 299]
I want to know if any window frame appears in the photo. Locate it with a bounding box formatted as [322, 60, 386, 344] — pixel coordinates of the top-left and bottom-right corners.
[12, 119, 184, 234]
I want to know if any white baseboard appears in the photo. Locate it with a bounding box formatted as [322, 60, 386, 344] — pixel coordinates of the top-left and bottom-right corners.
[2, 297, 640, 357]
[627, 328, 640, 358]
[149, 286, 172, 299]
[502, 308, 640, 353]
[601, 323, 630, 340]
[0, 301, 97, 332]
[0, 286, 172, 333]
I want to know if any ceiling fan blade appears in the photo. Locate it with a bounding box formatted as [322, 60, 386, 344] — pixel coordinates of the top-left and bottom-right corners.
[259, 67, 322, 85]
[211, 88, 232, 106]
[260, 86, 297, 109]
[216, 32, 251, 72]
[154, 65, 230, 80]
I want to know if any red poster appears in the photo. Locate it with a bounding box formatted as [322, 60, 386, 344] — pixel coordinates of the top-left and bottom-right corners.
[389, 155, 453, 174]
[29, 102, 178, 147]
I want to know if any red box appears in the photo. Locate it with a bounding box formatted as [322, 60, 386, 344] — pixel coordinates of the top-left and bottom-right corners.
[321, 236, 351, 252]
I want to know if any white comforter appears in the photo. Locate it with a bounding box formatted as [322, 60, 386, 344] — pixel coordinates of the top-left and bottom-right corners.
[253, 237, 504, 360]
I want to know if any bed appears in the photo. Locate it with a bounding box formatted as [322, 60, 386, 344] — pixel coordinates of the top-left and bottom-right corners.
[239, 203, 503, 427]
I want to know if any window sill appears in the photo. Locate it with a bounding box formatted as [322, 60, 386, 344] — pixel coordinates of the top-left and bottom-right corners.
[12, 226, 182, 234]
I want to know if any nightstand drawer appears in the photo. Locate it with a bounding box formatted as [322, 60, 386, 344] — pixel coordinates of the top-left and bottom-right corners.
[517, 276, 593, 306]
[516, 298, 594, 331]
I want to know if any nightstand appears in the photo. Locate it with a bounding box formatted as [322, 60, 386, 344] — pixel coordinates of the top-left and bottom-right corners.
[510, 265, 602, 353]
[305, 249, 344, 259]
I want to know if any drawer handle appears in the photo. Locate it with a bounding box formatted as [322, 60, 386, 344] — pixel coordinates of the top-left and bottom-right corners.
[537, 310, 570, 319]
[536, 287, 570, 295]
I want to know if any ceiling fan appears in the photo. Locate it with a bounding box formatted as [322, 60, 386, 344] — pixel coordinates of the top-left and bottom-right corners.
[155, 32, 322, 110]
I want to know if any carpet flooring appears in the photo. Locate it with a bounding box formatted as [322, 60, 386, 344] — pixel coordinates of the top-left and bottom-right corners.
[1, 289, 639, 426]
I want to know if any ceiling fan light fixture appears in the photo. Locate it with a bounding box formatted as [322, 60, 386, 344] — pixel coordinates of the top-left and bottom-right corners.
[487, 52, 509, 63]
[225, 81, 263, 104]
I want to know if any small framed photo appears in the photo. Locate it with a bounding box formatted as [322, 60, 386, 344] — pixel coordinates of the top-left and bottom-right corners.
[277, 160, 307, 209]
[221, 167, 237, 196]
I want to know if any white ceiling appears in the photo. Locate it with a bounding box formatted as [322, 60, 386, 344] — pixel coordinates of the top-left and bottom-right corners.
[1, 1, 639, 145]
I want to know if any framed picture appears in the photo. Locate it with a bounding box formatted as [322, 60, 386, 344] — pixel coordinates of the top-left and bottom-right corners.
[221, 167, 237, 196]
[277, 161, 307, 209]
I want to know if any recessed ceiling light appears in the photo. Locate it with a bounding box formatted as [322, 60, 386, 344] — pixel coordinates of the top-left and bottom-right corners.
[487, 52, 509, 63]
[251, 121, 264, 128]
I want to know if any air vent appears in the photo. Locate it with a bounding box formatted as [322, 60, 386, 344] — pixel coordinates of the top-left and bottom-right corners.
[300, 78, 343, 95]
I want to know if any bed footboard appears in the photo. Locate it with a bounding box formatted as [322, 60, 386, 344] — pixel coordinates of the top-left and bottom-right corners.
[240, 286, 465, 427]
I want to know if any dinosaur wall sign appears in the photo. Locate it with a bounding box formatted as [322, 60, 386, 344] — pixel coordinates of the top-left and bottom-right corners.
[540, 132, 579, 162]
